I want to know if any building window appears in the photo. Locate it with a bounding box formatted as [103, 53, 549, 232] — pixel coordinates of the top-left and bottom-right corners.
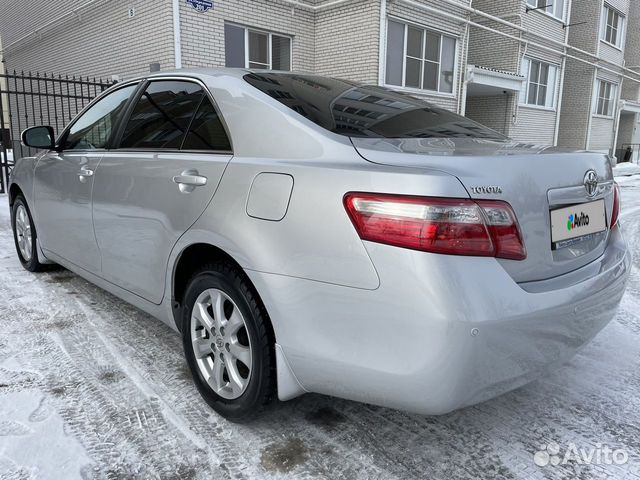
[385, 19, 456, 94]
[520, 58, 558, 108]
[601, 5, 624, 48]
[595, 80, 617, 117]
[526, 0, 565, 20]
[224, 23, 291, 71]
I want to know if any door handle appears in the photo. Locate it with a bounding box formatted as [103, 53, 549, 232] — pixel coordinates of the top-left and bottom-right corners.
[77, 165, 94, 183]
[173, 169, 207, 193]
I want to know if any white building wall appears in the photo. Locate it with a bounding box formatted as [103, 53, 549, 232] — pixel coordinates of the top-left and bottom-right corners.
[315, 0, 379, 83]
[179, 0, 315, 72]
[0, 0, 175, 79]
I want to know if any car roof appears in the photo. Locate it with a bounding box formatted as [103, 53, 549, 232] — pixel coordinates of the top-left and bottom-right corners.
[124, 67, 307, 84]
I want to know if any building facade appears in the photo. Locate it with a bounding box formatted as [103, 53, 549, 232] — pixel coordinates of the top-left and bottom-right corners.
[0, 0, 639, 158]
[557, 0, 639, 157]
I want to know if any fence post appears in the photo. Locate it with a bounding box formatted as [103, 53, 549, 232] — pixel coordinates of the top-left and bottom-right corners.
[0, 73, 7, 194]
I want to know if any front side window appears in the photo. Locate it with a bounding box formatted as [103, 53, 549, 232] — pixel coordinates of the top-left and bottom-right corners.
[601, 5, 624, 47]
[63, 84, 137, 150]
[120, 80, 204, 149]
[595, 80, 617, 117]
[385, 19, 456, 94]
[225, 23, 291, 71]
[520, 58, 558, 108]
[526, 0, 565, 20]
[245, 72, 504, 140]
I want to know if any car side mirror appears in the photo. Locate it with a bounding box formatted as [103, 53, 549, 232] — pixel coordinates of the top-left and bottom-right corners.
[21, 126, 56, 150]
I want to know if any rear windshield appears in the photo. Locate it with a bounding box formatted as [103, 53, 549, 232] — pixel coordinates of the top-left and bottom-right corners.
[244, 72, 505, 140]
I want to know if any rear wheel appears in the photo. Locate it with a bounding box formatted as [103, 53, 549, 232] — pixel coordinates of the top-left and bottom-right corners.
[11, 196, 49, 272]
[181, 261, 275, 421]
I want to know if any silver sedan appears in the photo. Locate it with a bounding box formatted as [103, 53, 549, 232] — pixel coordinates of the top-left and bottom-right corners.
[8, 69, 631, 421]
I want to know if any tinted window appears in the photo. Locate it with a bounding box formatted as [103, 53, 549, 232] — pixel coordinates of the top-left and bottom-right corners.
[182, 98, 232, 151]
[120, 80, 204, 149]
[244, 73, 504, 140]
[64, 84, 137, 150]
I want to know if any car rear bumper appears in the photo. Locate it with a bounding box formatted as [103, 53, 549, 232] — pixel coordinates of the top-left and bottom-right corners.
[246, 225, 630, 415]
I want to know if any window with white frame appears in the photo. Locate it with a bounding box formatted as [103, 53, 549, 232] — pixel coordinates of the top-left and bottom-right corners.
[385, 19, 457, 94]
[600, 4, 625, 48]
[526, 0, 565, 20]
[594, 80, 617, 117]
[224, 23, 291, 71]
[520, 58, 558, 108]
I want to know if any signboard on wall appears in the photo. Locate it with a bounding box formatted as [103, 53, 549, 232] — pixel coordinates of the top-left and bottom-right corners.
[186, 0, 213, 12]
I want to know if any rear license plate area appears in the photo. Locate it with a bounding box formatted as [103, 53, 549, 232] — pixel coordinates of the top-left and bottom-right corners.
[550, 199, 607, 250]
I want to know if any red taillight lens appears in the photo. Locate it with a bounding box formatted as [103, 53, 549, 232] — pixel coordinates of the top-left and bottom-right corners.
[343, 193, 526, 260]
[611, 182, 621, 228]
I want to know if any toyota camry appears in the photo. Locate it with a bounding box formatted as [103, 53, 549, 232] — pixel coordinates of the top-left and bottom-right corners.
[9, 69, 631, 421]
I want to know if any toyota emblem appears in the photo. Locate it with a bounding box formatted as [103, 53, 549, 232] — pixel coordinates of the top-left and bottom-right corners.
[584, 170, 598, 197]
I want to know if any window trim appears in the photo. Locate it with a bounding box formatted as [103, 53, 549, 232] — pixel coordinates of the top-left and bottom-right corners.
[225, 22, 293, 71]
[600, 4, 625, 50]
[384, 17, 459, 97]
[519, 57, 559, 110]
[526, 0, 565, 21]
[111, 76, 234, 154]
[593, 78, 618, 118]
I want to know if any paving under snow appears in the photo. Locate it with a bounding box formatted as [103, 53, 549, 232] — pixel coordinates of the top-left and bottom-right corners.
[1, 176, 640, 479]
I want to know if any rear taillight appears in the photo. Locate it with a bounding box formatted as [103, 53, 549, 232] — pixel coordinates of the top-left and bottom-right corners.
[611, 182, 621, 228]
[343, 193, 526, 260]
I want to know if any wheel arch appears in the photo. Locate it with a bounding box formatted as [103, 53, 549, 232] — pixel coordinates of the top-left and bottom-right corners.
[171, 241, 306, 402]
[171, 243, 274, 340]
[8, 183, 24, 206]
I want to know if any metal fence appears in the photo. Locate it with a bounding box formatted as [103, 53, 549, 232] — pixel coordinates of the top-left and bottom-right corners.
[0, 70, 115, 194]
[617, 144, 640, 165]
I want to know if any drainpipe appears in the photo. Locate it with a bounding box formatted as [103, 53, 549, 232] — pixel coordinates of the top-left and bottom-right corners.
[173, 0, 182, 69]
[378, 0, 387, 85]
[553, 55, 567, 146]
[459, 19, 470, 116]
[585, 70, 598, 149]
[553, 0, 571, 146]
[611, 86, 624, 159]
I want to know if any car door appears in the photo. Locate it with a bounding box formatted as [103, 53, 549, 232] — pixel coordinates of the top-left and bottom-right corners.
[91, 78, 233, 304]
[34, 83, 139, 273]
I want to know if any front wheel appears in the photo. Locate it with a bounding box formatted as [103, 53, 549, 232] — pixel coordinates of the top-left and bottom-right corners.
[11, 195, 49, 272]
[181, 261, 275, 421]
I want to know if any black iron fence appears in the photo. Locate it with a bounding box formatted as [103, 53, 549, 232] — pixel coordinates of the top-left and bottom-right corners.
[617, 143, 640, 164]
[0, 70, 116, 193]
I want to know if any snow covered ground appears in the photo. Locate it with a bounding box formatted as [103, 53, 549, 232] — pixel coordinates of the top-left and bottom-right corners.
[1, 178, 640, 480]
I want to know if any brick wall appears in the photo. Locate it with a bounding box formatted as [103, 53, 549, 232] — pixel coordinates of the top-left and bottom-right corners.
[315, 0, 379, 83]
[467, 0, 521, 73]
[0, 0, 175, 79]
[557, 60, 596, 149]
[465, 94, 514, 135]
[179, 0, 315, 72]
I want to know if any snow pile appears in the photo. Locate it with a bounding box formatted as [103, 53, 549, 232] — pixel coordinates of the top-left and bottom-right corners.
[613, 161, 640, 178]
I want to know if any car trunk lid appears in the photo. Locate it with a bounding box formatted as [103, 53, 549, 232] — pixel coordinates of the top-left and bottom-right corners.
[351, 137, 615, 283]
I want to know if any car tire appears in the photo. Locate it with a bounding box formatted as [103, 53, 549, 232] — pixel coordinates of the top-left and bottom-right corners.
[181, 260, 275, 422]
[11, 195, 50, 272]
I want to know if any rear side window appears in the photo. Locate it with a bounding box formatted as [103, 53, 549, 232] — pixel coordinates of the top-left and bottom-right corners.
[244, 72, 504, 140]
[120, 80, 204, 149]
[182, 98, 232, 151]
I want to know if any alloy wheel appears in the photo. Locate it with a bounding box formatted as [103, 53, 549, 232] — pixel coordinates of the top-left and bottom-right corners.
[190, 288, 253, 400]
[15, 204, 33, 262]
